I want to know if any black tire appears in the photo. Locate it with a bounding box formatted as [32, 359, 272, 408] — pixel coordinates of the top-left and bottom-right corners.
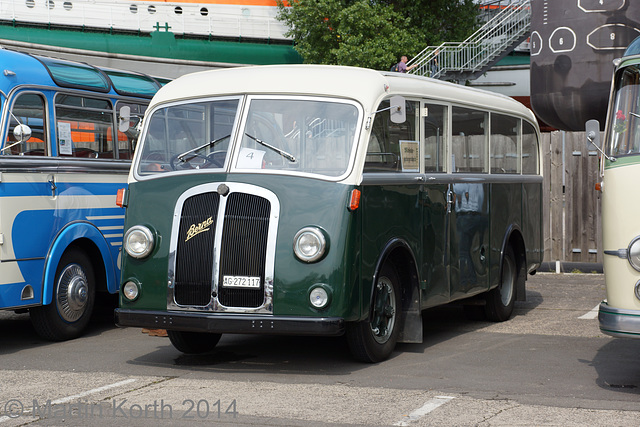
[167, 330, 222, 354]
[30, 249, 96, 341]
[485, 245, 517, 321]
[346, 263, 401, 363]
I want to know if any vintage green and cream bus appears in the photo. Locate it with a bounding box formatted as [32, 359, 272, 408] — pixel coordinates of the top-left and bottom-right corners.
[115, 65, 543, 362]
[595, 37, 640, 338]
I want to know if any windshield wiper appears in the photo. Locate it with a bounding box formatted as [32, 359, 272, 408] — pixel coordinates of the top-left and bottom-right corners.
[244, 133, 296, 163]
[176, 134, 230, 163]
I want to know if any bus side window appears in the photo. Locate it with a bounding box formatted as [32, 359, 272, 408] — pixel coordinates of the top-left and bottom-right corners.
[522, 121, 539, 174]
[6, 93, 48, 156]
[423, 103, 446, 172]
[365, 99, 419, 172]
[490, 113, 519, 174]
[116, 102, 148, 159]
[452, 107, 487, 173]
[55, 95, 115, 159]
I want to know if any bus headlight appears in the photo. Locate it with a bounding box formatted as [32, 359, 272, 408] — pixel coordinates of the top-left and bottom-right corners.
[628, 236, 640, 272]
[309, 285, 330, 309]
[122, 281, 140, 301]
[124, 225, 155, 259]
[293, 227, 327, 263]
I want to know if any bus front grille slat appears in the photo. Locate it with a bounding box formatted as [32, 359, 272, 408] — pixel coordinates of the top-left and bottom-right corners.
[174, 192, 219, 306]
[218, 193, 270, 308]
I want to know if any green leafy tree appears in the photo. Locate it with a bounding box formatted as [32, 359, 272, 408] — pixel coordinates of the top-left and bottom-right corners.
[277, 0, 479, 70]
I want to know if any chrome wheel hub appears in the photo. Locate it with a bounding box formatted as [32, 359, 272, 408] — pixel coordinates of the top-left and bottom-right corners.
[56, 264, 89, 322]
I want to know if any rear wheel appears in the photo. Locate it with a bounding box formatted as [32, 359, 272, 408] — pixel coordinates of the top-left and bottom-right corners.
[30, 249, 96, 341]
[167, 330, 222, 354]
[347, 263, 401, 363]
[485, 245, 517, 321]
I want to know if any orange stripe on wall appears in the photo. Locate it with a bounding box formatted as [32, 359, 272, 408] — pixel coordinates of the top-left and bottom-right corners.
[130, 0, 285, 6]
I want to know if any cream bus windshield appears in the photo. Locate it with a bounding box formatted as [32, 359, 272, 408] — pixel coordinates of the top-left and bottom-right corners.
[137, 97, 360, 177]
[609, 66, 640, 157]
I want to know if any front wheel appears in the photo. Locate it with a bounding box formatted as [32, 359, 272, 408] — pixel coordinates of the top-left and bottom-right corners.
[30, 249, 96, 341]
[167, 330, 222, 354]
[485, 245, 517, 321]
[347, 263, 401, 363]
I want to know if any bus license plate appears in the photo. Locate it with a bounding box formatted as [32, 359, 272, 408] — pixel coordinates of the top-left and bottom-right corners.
[222, 275, 261, 288]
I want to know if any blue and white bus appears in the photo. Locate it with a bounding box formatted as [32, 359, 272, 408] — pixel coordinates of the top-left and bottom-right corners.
[0, 48, 163, 340]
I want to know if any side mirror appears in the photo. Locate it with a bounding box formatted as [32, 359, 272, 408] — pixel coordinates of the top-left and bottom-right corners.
[586, 119, 615, 162]
[13, 124, 31, 143]
[119, 106, 131, 132]
[390, 96, 406, 124]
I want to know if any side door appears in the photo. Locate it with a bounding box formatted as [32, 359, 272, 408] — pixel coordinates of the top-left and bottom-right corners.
[449, 106, 490, 300]
[420, 101, 450, 307]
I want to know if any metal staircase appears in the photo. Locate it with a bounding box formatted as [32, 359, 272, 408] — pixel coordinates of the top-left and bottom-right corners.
[407, 0, 530, 82]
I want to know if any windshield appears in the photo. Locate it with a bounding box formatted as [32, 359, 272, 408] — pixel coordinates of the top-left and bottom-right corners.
[608, 66, 640, 157]
[236, 98, 360, 177]
[136, 96, 360, 178]
[137, 98, 240, 174]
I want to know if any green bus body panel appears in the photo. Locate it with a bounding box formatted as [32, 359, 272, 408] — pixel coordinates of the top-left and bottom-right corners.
[360, 177, 542, 313]
[0, 24, 303, 66]
[120, 174, 361, 320]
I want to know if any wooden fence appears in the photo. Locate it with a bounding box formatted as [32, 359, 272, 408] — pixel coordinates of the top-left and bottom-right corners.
[542, 130, 602, 266]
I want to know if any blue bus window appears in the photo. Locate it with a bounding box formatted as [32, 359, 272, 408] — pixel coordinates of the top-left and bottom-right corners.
[35, 55, 110, 92]
[6, 93, 48, 156]
[102, 70, 161, 98]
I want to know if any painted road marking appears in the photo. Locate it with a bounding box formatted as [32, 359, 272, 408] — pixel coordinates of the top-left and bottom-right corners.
[393, 395, 455, 426]
[578, 304, 600, 320]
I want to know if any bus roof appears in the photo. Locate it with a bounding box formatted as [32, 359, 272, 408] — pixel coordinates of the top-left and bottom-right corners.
[150, 64, 538, 124]
[0, 47, 164, 98]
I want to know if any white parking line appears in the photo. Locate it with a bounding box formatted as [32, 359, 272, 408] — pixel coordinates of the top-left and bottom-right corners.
[578, 304, 600, 320]
[393, 395, 455, 426]
[0, 378, 137, 423]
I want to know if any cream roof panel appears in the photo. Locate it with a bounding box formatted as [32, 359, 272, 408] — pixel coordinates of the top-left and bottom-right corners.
[150, 65, 389, 109]
[150, 64, 537, 125]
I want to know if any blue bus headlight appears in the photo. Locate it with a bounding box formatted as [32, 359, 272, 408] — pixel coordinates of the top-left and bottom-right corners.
[124, 225, 155, 259]
[628, 236, 640, 272]
[293, 227, 327, 263]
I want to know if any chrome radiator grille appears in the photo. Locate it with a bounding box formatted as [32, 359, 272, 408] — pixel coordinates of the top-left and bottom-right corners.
[172, 185, 274, 310]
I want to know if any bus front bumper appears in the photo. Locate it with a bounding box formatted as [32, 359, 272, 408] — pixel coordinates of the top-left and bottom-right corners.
[598, 301, 640, 338]
[115, 309, 345, 336]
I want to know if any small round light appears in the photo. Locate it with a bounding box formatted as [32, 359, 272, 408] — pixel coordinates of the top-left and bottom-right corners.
[293, 227, 327, 263]
[124, 225, 155, 259]
[628, 237, 640, 271]
[310, 287, 329, 308]
[635, 280, 640, 302]
[123, 281, 140, 301]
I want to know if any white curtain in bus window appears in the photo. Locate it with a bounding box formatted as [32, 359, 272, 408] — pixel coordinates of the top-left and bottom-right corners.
[452, 107, 487, 173]
[610, 66, 640, 157]
[55, 95, 114, 158]
[6, 93, 48, 156]
[490, 113, 518, 174]
[522, 122, 539, 175]
[365, 99, 419, 172]
[423, 103, 446, 172]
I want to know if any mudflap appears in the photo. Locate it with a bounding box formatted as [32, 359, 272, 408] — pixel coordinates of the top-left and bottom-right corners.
[398, 284, 423, 343]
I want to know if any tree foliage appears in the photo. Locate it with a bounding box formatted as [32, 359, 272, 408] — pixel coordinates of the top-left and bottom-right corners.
[277, 0, 479, 70]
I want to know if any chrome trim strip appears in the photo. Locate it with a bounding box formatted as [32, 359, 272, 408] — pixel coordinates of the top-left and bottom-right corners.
[167, 182, 280, 315]
[361, 172, 543, 186]
[599, 300, 640, 338]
